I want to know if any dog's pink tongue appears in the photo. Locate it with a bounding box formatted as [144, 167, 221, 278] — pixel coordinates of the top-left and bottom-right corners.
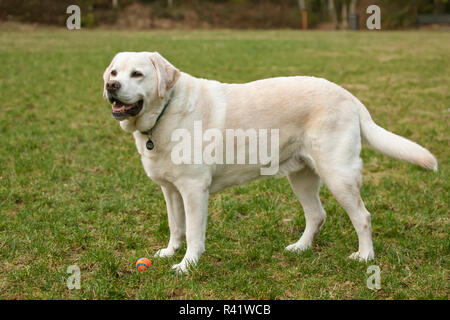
[112, 102, 136, 112]
[112, 105, 126, 112]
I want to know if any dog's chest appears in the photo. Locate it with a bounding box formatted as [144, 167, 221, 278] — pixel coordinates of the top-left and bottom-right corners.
[132, 132, 176, 186]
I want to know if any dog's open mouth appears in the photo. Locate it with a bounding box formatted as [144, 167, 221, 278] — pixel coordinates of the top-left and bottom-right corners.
[111, 98, 143, 120]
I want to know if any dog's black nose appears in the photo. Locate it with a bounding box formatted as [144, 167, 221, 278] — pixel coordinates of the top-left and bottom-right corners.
[106, 80, 121, 92]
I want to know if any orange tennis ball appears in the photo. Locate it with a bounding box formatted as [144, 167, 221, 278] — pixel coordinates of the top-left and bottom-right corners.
[136, 257, 152, 271]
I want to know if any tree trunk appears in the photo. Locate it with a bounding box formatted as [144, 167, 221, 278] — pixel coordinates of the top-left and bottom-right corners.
[298, 0, 306, 11]
[349, 0, 357, 15]
[341, 1, 349, 29]
[349, 0, 359, 30]
[328, 0, 338, 29]
[298, 0, 307, 29]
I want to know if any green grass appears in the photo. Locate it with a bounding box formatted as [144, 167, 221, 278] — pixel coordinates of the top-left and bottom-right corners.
[0, 29, 448, 299]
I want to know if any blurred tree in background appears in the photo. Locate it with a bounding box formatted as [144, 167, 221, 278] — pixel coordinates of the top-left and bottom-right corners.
[0, 0, 448, 29]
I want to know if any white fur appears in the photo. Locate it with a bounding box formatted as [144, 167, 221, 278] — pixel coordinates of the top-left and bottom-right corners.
[103, 52, 438, 273]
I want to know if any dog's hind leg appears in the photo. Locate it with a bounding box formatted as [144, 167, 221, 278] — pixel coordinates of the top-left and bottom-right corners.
[286, 168, 326, 252]
[319, 166, 374, 261]
[304, 101, 375, 261]
[315, 147, 375, 261]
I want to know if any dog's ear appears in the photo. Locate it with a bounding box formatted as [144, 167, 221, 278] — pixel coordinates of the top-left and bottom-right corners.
[150, 52, 180, 99]
[102, 55, 116, 99]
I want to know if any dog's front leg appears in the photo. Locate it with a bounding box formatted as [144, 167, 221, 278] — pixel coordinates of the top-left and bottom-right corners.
[155, 185, 186, 258]
[171, 183, 209, 274]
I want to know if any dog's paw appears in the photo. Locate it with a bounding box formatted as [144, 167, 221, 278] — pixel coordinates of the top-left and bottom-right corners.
[154, 248, 175, 258]
[348, 251, 374, 262]
[171, 258, 196, 274]
[285, 242, 311, 252]
[171, 261, 189, 274]
[171, 262, 188, 274]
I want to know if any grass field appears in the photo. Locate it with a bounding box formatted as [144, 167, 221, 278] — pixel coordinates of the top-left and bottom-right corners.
[0, 28, 448, 300]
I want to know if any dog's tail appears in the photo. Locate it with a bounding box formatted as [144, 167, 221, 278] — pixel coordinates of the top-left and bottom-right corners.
[356, 100, 438, 171]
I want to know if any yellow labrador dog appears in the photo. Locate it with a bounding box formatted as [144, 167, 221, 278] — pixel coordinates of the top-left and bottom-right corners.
[103, 52, 437, 273]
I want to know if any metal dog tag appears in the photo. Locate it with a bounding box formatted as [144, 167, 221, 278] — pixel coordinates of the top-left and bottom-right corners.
[146, 139, 154, 150]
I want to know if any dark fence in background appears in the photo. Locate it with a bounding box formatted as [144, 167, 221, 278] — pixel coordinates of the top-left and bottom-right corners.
[1, 0, 449, 29]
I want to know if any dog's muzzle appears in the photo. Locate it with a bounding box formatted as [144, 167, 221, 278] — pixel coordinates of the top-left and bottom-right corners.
[109, 97, 143, 121]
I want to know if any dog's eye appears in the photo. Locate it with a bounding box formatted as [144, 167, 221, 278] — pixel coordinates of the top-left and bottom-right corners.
[110, 70, 117, 76]
[131, 71, 143, 78]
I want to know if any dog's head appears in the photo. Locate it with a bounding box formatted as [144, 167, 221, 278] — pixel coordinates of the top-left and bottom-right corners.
[103, 52, 180, 121]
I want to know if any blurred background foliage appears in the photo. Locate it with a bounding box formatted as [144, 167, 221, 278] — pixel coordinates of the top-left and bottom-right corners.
[0, 0, 449, 29]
